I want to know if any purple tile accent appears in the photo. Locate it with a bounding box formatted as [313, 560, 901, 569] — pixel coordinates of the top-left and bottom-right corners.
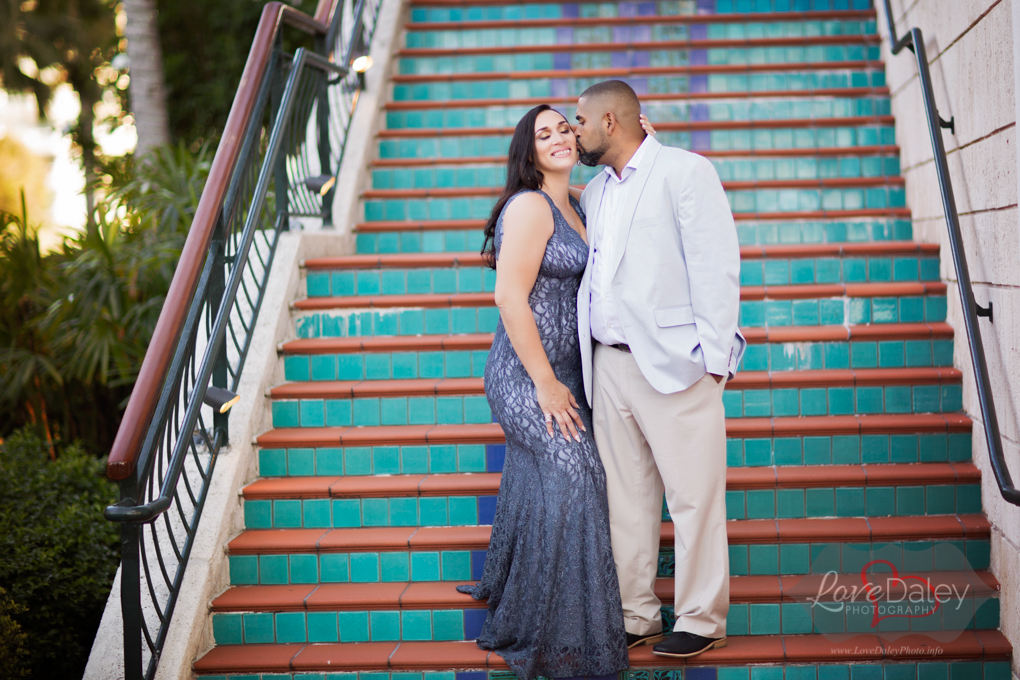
[471, 550, 487, 580]
[613, 26, 631, 43]
[550, 79, 570, 98]
[631, 25, 652, 42]
[690, 49, 709, 66]
[691, 130, 712, 150]
[618, 2, 639, 17]
[464, 610, 487, 640]
[611, 51, 631, 69]
[456, 672, 486, 680]
[477, 496, 498, 525]
[638, 2, 658, 16]
[690, 103, 710, 121]
[556, 27, 574, 44]
[631, 51, 650, 68]
[691, 75, 709, 93]
[485, 444, 505, 472]
[687, 667, 718, 680]
[691, 24, 709, 40]
[697, 0, 717, 13]
[553, 53, 572, 70]
[630, 77, 649, 95]
[561, 3, 579, 18]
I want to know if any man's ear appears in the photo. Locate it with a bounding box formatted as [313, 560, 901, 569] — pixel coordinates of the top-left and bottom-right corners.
[603, 111, 617, 136]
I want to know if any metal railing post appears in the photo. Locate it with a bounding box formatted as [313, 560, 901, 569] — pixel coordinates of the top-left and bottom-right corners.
[119, 477, 143, 680]
[271, 36, 290, 226]
[210, 220, 229, 442]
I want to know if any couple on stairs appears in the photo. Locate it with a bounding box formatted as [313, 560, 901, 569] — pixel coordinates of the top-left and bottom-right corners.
[456, 79, 747, 680]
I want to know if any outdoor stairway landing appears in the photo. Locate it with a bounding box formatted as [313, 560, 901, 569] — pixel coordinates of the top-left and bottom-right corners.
[194, 1, 1012, 679]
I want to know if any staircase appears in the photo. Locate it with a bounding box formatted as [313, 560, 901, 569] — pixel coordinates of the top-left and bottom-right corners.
[193, 1, 1013, 678]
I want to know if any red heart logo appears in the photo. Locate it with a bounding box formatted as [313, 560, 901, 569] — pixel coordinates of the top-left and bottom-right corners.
[860, 559, 941, 627]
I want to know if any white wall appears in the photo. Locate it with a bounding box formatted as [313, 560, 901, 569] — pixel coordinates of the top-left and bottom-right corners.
[880, 1, 1019, 676]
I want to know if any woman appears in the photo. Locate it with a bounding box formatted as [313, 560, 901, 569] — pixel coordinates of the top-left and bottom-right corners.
[456, 104, 628, 680]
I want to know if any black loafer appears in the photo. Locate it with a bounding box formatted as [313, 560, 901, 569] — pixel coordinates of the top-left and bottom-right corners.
[652, 631, 727, 658]
[626, 630, 666, 649]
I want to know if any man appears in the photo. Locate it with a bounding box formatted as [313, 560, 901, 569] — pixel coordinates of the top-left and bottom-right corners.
[574, 80, 745, 659]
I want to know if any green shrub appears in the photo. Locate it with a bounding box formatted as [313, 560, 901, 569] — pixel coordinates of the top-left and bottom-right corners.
[0, 587, 30, 679]
[0, 429, 119, 679]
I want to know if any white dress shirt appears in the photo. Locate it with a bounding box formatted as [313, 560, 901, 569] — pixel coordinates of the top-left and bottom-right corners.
[589, 135, 654, 346]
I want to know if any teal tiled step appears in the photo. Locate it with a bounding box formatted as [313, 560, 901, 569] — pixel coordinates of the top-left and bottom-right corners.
[363, 187, 904, 221]
[353, 219, 913, 255]
[737, 294, 945, 327]
[196, 661, 1015, 680]
[284, 339, 952, 379]
[409, 2, 874, 24]
[305, 267, 496, 298]
[270, 394, 493, 429]
[210, 596, 999, 645]
[391, 70, 886, 102]
[225, 537, 992, 587]
[240, 481, 979, 530]
[256, 433, 971, 478]
[396, 45, 882, 77]
[377, 125, 895, 160]
[385, 98, 891, 130]
[302, 255, 936, 299]
[371, 155, 902, 190]
[268, 382, 961, 430]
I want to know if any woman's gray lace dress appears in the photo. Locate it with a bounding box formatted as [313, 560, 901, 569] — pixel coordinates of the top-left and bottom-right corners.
[457, 190, 629, 680]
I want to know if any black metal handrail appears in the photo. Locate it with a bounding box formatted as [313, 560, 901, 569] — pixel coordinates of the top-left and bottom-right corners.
[881, 0, 1020, 507]
[102, 1, 382, 678]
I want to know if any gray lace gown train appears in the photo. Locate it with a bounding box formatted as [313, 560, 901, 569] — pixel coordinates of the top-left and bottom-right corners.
[457, 190, 629, 680]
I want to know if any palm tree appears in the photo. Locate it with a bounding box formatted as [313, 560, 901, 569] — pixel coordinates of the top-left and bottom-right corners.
[122, 0, 169, 157]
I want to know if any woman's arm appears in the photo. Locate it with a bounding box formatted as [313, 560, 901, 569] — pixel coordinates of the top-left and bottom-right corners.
[494, 193, 585, 441]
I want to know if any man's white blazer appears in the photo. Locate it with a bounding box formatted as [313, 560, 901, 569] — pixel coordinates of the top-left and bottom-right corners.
[577, 136, 746, 404]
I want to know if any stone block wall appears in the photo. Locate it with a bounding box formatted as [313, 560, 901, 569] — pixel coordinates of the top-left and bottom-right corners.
[880, 1, 1020, 676]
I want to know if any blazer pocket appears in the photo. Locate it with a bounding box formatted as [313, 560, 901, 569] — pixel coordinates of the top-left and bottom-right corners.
[653, 304, 695, 328]
[631, 216, 660, 231]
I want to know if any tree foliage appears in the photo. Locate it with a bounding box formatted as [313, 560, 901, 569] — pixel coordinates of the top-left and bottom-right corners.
[0, 429, 119, 679]
[0, 587, 31, 680]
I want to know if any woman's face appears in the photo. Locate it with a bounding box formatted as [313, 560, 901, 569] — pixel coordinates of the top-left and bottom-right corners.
[532, 109, 577, 175]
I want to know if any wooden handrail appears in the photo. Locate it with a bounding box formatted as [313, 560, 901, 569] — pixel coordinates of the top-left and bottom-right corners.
[107, 0, 338, 481]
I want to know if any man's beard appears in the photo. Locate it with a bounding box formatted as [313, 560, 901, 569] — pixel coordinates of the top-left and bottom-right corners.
[577, 135, 609, 167]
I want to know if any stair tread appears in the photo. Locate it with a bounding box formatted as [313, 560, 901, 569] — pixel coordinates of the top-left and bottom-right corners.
[383, 97, 895, 113]
[211, 570, 1000, 612]
[279, 324, 955, 355]
[226, 514, 991, 554]
[304, 243, 939, 270]
[268, 368, 962, 400]
[292, 282, 947, 311]
[192, 630, 1010, 674]
[241, 463, 980, 500]
[255, 413, 972, 449]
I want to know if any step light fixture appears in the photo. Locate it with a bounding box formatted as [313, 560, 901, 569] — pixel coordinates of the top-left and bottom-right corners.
[203, 386, 240, 414]
[303, 175, 336, 196]
[351, 55, 373, 89]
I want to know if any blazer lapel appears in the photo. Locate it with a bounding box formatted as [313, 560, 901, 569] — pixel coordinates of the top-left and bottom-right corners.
[607, 137, 662, 281]
[584, 173, 608, 261]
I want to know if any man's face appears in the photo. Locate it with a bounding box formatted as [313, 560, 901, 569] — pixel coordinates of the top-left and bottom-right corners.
[574, 97, 610, 167]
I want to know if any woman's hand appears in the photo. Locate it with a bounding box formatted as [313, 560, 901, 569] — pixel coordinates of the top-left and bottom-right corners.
[536, 378, 586, 441]
[639, 113, 657, 136]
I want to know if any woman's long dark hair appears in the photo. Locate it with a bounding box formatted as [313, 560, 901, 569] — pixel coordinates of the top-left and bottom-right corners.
[481, 104, 564, 268]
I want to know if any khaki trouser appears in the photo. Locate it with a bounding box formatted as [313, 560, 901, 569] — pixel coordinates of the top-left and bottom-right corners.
[592, 343, 730, 639]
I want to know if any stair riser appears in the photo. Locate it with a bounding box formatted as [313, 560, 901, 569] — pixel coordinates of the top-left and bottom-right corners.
[394, 70, 886, 103]
[241, 481, 981, 530]
[385, 96, 889, 126]
[354, 219, 913, 254]
[196, 661, 1014, 680]
[378, 125, 894, 161]
[304, 257, 937, 298]
[226, 538, 992, 587]
[409, 3, 875, 23]
[396, 46, 882, 77]
[258, 433, 972, 477]
[269, 382, 962, 429]
[372, 156, 902, 189]
[211, 596, 1000, 646]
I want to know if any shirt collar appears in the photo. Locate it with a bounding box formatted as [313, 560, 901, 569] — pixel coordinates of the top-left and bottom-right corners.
[602, 134, 654, 182]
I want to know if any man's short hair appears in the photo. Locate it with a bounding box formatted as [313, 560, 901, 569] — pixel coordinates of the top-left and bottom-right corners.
[578, 80, 641, 121]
